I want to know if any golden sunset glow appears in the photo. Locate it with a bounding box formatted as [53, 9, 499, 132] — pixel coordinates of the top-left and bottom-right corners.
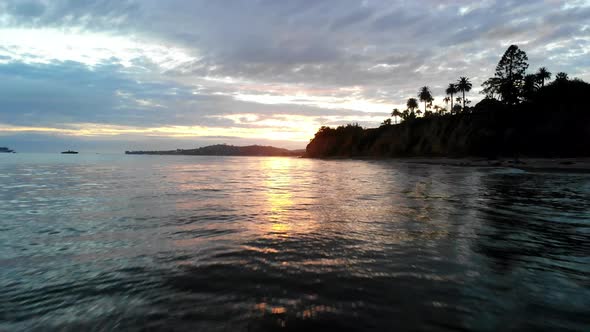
[0, 109, 388, 143]
[0, 122, 317, 142]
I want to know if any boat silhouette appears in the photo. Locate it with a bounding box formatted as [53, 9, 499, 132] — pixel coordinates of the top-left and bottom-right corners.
[61, 150, 79, 154]
[0, 147, 15, 153]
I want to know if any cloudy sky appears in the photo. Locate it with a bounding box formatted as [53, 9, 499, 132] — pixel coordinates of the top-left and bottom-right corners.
[1, 0, 589, 152]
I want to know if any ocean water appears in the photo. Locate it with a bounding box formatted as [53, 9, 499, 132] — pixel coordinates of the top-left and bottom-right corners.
[1, 153, 589, 331]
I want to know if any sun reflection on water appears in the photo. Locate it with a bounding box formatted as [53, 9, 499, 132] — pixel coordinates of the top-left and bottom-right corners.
[261, 158, 295, 237]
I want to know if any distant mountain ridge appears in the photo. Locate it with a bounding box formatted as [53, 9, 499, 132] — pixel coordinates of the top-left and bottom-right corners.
[125, 144, 304, 157]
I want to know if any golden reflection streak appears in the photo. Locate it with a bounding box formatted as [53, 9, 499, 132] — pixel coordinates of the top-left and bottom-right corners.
[261, 158, 295, 237]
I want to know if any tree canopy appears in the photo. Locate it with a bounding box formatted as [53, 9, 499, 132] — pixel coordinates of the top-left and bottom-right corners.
[457, 77, 472, 110]
[407, 98, 419, 112]
[482, 45, 529, 105]
[537, 67, 551, 87]
[377, 44, 582, 127]
[418, 86, 433, 113]
[555, 72, 568, 82]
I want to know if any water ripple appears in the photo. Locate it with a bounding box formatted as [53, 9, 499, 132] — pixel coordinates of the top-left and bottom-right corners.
[0, 154, 588, 331]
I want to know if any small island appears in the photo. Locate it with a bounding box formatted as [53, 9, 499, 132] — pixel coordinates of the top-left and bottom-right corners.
[0, 147, 16, 153]
[125, 144, 304, 157]
[305, 45, 590, 160]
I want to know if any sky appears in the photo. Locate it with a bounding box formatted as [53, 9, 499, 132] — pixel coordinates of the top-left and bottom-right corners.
[0, 0, 589, 152]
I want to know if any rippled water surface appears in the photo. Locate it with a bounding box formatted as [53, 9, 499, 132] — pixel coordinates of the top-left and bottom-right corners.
[1, 154, 589, 331]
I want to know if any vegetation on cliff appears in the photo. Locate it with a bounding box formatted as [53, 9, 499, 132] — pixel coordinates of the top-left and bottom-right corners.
[306, 45, 590, 158]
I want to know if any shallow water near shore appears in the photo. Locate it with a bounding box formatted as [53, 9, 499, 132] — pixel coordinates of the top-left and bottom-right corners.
[1, 153, 589, 331]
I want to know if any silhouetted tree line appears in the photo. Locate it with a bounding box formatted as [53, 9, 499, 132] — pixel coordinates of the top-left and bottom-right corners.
[381, 44, 581, 125]
[388, 75, 473, 124]
[307, 45, 590, 158]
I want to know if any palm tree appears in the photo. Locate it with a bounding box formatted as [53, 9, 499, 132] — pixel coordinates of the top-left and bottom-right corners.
[453, 97, 462, 113]
[443, 96, 450, 110]
[445, 83, 458, 112]
[456, 77, 472, 111]
[433, 105, 442, 116]
[391, 108, 401, 124]
[523, 74, 539, 100]
[402, 109, 410, 121]
[418, 86, 433, 114]
[407, 98, 419, 115]
[536, 67, 551, 87]
[555, 72, 568, 82]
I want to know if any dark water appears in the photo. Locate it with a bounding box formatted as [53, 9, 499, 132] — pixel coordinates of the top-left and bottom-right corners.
[1, 154, 589, 331]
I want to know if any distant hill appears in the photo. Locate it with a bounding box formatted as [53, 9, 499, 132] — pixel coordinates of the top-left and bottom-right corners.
[126, 144, 304, 157]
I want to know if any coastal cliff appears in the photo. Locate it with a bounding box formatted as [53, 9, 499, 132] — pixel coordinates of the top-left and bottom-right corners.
[306, 79, 590, 158]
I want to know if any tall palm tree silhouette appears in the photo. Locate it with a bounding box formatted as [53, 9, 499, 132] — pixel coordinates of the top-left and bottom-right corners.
[537, 67, 551, 87]
[418, 86, 433, 114]
[406, 98, 419, 114]
[445, 83, 458, 113]
[391, 108, 401, 124]
[457, 77, 472, 111]
[443, 96, 450, 111]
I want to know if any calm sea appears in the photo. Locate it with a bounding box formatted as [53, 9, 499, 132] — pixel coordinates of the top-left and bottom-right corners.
[1, 154, 589, 331]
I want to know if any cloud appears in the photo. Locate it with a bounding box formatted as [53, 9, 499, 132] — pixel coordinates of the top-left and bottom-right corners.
[330, 7, 375, 30]
[0, 59, 388, 151]
[0, 0, 589, 151]
[5, 1, 46, 18]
